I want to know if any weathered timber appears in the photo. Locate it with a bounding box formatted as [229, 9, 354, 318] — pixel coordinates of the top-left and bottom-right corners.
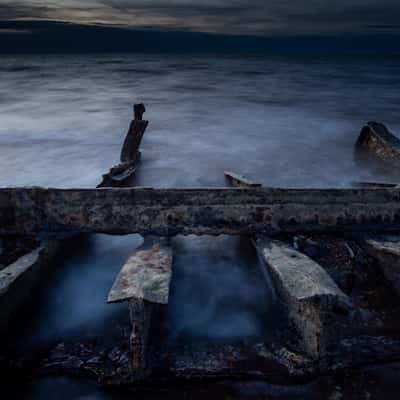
[129, 298, 160, 374]
[98, 158, 141, 188]
[358, 235, 400, 296]
[224, 171, 262, 187]
[98, 103, 148, 188]
[133, 103, 146, 122]
[0, 240, 59, 334]
[108, 237, 172, 304]
[2, 187, 400, 236]
[120, 104, 148, 163]
[355, 122, 400, 167]
[254, 237, 352, 358]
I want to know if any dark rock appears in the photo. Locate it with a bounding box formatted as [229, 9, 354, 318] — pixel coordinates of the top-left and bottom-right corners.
[303, 240, 321, 258]
[336, 270, 355, 292]
[355, 122, 400, 168]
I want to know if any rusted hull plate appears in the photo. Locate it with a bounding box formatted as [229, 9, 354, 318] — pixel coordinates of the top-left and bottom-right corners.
[108, 237, 172, 304]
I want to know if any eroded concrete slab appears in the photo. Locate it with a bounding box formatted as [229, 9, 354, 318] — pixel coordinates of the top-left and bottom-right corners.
[3, 186, 400, 236]
[0, 240, 59, 334]
[359, 235, 400, 296]
[254, 237, 352, 358]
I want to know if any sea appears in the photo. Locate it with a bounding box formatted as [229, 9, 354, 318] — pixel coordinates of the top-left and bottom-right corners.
[1, 53, 400, 399]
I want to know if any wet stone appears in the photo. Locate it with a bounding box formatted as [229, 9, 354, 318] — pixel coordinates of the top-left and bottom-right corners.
[359, 235, 400, 296]
[254, 237, 352, 359]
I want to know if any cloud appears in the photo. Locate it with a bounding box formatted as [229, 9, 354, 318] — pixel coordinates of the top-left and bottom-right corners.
[0, 0, 399, 35]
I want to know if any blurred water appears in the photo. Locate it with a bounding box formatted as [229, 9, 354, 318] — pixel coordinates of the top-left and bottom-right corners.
[1, 54, 400, 189]
[1, 54, 400, 398]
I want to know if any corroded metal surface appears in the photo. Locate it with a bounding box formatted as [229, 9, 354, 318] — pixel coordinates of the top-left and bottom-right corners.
[2, 186, 400, 236]
[108, 237, 172, 304]
[355, 122, 400, 167]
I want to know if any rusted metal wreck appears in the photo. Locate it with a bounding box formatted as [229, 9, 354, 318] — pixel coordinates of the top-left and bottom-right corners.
[2, 106, 400, 387]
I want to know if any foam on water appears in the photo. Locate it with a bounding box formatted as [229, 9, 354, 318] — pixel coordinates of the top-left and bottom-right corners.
[1, 54, 400, 189]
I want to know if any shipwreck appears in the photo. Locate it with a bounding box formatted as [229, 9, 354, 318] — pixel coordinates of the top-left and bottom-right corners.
[2, 105, 400, 388]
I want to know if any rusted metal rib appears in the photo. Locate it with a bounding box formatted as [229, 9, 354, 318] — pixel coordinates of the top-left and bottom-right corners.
[120, 103, 148, 164]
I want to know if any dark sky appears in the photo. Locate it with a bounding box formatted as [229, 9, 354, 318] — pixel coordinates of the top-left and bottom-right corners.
[0, 0, 400, 36]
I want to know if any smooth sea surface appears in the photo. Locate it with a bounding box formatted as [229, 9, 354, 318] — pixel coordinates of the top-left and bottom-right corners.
[1, 53, 400, 398]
